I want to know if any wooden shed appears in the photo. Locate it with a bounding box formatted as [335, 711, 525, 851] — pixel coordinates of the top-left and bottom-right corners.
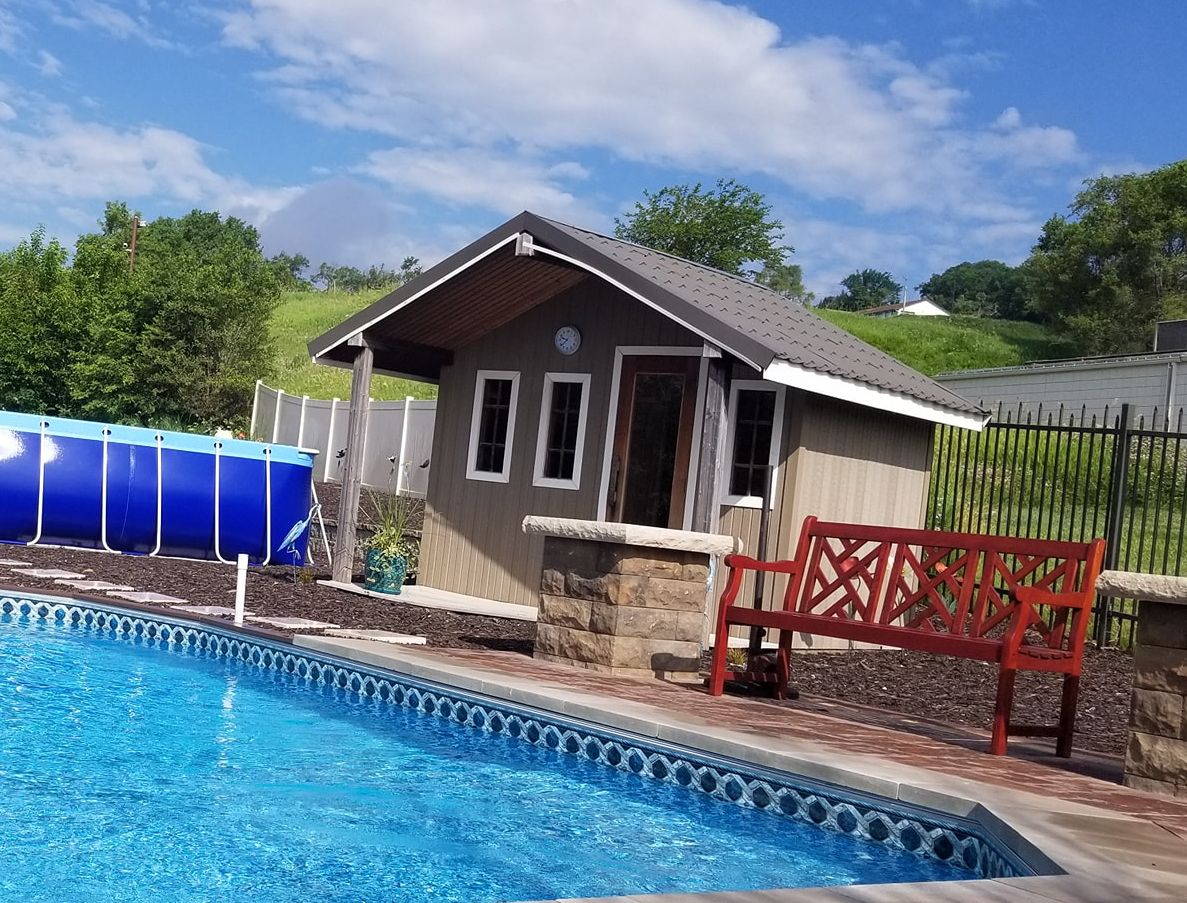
[309, 212, 986, 627]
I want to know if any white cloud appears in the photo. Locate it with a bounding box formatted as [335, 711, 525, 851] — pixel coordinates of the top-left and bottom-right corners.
[223, 0, 1080, 222]
[0, 104, 297, 225]
[358, 146, 607, 226]
[52, 1, 175, 50]
[36, 49, 62, 76]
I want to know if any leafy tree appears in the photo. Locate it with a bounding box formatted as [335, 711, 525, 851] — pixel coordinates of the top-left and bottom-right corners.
[398, 255, 423, 283]
[0, 229, 84, 414]
[1025, 160, 1187, 353]
[756, 261, 814, 305]
[70, 204, 280, 428]
[818, 269, 903, 311]
[614, 179, 789, 275]
[917, 260, 1034, 320]
[311, 258, 422, 293]
[270, 252, 311, 290]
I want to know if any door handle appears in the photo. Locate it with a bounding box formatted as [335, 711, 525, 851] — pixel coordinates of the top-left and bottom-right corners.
[607, 455, 621, 513]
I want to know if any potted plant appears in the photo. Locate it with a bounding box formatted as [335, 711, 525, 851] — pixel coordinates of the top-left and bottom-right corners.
[362, 490, 419, 594]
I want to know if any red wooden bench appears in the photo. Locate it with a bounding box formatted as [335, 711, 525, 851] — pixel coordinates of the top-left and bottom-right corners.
[707, 518, 1105, 757]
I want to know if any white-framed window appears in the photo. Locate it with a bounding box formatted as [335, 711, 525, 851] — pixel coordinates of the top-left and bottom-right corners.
[533, 373, 592, 490]
[721, 380, 785, 508]
[466, 370, 520, 483]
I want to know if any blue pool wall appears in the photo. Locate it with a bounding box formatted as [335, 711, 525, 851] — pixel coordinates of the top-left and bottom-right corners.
[0, 410, 314, 564]
[0, 590, 1035, 882]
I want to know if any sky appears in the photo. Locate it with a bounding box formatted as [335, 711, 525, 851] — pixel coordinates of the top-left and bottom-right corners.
[0, 1, 1181, 297]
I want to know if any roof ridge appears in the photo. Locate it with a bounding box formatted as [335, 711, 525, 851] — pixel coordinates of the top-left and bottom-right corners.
[536, 214, 792, 298]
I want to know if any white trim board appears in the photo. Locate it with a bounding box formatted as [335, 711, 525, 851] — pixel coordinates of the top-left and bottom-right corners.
[763, 360, 987, 431]
[466, 370, 521, 483]
[721, 380, 787, 509]
[532, 372, 592, 491]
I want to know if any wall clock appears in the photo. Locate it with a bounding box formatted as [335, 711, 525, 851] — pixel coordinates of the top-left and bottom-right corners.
[554, 325, 582, 355]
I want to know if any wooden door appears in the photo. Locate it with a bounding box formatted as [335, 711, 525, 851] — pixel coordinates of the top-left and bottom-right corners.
[607, 355, 700, 529]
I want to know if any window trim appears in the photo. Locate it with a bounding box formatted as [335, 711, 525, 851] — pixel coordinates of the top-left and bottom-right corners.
[721, 379, 786, 509]
[532, 372, 592, 490]
[466, 369, 521, 483]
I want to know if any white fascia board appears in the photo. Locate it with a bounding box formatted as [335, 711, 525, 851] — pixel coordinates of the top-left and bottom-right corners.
[763, 359, 987, 431]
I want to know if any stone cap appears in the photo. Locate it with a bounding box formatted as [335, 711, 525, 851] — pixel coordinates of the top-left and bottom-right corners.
[522, 516, 742, 556]
[1098, 570, 1187, 605]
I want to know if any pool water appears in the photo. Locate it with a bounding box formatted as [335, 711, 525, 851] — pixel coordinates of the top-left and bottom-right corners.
[0, 614, 956, 902]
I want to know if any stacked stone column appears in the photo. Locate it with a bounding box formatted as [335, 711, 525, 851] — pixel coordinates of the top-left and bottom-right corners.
[1099, 571, 1187, 798]
[523, 517, 738, 681]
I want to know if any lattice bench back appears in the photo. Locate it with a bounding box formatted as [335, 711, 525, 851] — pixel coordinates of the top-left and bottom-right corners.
[783, 518, 1101, 649]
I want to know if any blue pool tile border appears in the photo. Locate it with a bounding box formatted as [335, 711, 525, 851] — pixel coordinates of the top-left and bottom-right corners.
[1, 593, 1033, 881]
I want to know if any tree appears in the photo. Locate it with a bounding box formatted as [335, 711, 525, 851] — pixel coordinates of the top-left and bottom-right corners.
[818, 269, 903, 311]
[1025, 160, 1187, 353]
[70, 203, 280, 428]
[756, 261, 814, 305]
[270, 252, 311, 290]
[0, 229, 84, 414]
[614, 179, 789, 275]
[917, 260, 1034, 320]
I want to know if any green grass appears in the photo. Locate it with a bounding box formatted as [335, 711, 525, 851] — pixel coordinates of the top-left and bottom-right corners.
[816, 310, 1074, 377]
[267, 290, 437, 401]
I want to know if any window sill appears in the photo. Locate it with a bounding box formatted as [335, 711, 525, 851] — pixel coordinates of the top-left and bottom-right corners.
[466, 469, 511, 484]
[721, 495, 775, 510]
[532, 476, 581, 491]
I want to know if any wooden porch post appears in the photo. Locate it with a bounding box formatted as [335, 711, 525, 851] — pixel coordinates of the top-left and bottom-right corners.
[690, 354, 729, 533]
[331, 335, 375, 584]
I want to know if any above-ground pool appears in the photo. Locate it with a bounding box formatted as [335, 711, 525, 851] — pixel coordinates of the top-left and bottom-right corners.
[0, 595, 1024, 902]
[0, 410, 315, 564]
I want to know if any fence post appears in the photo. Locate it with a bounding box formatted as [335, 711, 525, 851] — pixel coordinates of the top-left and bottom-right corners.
[249, 379, 262, 439]
[272, 387, 284, 444]
[324, 398, 339, 482]
[395, 395, 412, 494]
[297, 395, 309, 448]
[1098, 403, 1132, 646]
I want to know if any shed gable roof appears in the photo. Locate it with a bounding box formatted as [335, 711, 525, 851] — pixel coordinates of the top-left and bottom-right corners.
[309, 211, 985, 426]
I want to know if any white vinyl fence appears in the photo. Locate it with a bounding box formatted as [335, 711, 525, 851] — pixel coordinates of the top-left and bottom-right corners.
[249, 381, 436, 495]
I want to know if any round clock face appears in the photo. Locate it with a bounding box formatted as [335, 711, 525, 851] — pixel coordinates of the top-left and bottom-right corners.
[554, 325, 582, 355]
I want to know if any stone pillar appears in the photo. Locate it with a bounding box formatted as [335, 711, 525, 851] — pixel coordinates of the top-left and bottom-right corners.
[1098, 571, 1187, 798]
[522, 516, 740, 681]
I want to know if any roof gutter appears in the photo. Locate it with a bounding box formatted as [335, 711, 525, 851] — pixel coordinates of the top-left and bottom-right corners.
[763, 360, 988, 431]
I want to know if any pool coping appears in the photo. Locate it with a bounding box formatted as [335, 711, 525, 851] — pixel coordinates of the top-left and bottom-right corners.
[5, 587, 1186, 902]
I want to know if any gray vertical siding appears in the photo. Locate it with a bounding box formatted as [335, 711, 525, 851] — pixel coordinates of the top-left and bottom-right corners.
[418, 276, 698, 605]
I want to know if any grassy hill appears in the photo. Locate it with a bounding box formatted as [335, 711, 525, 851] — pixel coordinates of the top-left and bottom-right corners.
[265, 290, 1071, 400]
[268, 289, 436, 401]
[815, 310, 1073, 377]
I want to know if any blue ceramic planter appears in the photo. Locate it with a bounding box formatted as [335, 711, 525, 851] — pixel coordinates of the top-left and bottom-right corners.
[363, 549, 407, 595]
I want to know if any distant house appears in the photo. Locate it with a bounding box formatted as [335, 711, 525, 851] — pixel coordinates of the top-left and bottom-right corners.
[862, 299, 949, 318]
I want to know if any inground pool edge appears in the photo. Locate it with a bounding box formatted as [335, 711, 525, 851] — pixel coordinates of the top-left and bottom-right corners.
[3, 589, 1185, 903]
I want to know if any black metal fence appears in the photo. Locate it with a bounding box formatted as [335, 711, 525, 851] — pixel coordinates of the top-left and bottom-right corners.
[927, 402, 1187, 649]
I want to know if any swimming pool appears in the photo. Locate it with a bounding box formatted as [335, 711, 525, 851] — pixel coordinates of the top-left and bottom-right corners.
[0, 595, 1025, 902]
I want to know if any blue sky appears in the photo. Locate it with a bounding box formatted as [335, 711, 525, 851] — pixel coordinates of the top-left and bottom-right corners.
[0, 1, 1181, 297]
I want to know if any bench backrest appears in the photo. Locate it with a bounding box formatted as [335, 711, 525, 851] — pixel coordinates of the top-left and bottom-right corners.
[783, 518, 1104, 647]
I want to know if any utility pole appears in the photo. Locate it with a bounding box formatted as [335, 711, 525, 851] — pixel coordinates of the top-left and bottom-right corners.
[128, 215, 140, 273]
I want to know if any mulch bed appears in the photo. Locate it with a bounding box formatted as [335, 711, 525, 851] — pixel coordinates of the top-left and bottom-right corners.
[4, 544, 536, 654]
[783, 646, 1134, 756]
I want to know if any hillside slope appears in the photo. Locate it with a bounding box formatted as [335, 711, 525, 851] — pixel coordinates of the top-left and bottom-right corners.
[815, 310, 1072, 377]
[266, 290, 1069, 400]
[268, 290, 436, 401]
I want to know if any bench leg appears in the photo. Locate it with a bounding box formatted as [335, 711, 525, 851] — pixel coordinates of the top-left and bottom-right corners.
[991, 668, 1016, 756]
[775, 630, 794, 700]
[1057, 673, 1079, 758]
[707, 611, 732, 697]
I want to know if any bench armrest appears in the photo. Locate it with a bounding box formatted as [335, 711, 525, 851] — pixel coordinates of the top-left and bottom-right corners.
[723, 554, 803, 576]
[1013, 586, 1092, 610]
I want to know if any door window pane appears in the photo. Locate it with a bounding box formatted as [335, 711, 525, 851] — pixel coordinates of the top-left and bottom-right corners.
[621, 373, 685, 527]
